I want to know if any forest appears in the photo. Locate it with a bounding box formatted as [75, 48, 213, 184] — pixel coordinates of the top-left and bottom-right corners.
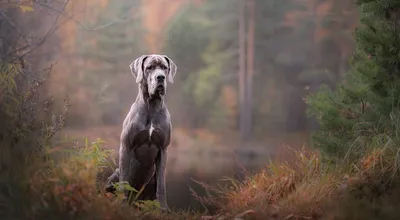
[1, 0, 400, 219]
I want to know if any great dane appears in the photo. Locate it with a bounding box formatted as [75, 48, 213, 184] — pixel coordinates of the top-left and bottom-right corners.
[105, 54, 176, 212]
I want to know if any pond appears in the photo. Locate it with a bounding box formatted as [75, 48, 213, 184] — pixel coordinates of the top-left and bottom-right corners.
[159, 147, 272, 212]
[99, 146, 272, 212]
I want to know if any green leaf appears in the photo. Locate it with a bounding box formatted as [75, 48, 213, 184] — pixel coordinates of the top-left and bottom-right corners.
[9, 78, 17, 90]
[19, 5, 34, 13]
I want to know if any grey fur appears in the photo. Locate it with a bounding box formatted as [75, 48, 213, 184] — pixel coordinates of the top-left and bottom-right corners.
[106, 54, 177, 212]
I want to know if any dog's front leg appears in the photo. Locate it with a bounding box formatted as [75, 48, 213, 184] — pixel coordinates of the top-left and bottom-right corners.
[155, 149, 170, 212]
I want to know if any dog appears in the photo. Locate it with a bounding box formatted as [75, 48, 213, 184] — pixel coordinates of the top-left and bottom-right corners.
[105, 54, 176, 212]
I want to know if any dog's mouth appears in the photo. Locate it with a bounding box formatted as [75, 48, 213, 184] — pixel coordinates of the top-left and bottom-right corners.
[157, 85, 165, 95]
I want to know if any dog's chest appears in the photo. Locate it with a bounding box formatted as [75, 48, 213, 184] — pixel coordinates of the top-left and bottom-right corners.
[134, 108, 169, 142]
[144, 116, 168, 135]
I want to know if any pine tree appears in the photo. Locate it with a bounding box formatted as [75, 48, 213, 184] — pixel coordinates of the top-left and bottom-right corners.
[307, 0, 400, 162]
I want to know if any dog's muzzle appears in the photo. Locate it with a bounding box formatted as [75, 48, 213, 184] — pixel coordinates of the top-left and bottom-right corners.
[151, 73, 166, 96]
[157, 84, 165, 95]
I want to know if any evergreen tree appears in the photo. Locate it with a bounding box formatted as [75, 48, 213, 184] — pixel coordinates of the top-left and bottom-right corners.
[307, 0, 400, 162]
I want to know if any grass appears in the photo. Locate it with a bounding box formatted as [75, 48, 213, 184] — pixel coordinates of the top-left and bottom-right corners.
[3, 135, 400, 220]
[191, 145, 400, 220]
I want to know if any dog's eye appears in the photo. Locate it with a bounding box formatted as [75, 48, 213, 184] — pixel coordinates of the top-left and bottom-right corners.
[160, 65, 167, 70]
[147, 65, 155, 70]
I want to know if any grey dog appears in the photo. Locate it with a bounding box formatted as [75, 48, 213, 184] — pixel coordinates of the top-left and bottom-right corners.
[105, 54, 177, 212]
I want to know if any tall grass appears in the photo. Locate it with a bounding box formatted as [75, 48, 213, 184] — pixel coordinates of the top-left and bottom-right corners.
[4, 132, 400, 220]
[192, 142, 400, 220]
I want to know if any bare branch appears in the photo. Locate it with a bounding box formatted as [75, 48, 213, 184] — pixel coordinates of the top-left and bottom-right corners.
[0, 9, 30, 45]
[5, 0, 137, 62]
[11, 0, 70, 61]
[34, 1, 138, 31]
[0, 1, 30, 7]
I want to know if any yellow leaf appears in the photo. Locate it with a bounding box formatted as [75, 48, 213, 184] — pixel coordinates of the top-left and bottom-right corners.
[19, 5, 34, 13]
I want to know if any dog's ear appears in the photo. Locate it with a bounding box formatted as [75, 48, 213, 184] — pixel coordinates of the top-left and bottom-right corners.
[163, 55, 177, 84]
[130, 55, 148, 83]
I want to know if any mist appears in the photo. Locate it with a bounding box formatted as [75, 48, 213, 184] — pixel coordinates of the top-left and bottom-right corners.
[0, 0, 358, 212]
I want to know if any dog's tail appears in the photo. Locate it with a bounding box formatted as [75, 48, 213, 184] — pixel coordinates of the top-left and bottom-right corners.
[132, 128, 166, 148]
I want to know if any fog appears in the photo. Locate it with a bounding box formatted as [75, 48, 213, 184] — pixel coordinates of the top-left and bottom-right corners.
[0, 0, 358, 211]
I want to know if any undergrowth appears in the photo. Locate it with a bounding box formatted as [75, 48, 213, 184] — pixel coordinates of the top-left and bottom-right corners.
[191, 144, 400, 220]
[19, 140, 400, 220]
[22, 138, 203, 220]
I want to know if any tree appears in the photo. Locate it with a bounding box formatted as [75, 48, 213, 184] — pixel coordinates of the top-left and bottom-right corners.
[307, 0, 400, 162]
[0, 3, 70, 218]
[164, 0, 305, 138]
[77, 0, 145, 126]
[238, 0, 246, 139]
[163, 0, 238, 130]
[244, 0, 255, 139]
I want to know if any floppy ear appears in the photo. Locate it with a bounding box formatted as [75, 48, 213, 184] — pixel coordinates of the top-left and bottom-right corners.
[163, 55, 177, 84]
[130, 55, 148, 83]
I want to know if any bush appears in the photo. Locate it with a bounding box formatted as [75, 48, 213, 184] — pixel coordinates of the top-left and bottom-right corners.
[0, 58, 70, 219]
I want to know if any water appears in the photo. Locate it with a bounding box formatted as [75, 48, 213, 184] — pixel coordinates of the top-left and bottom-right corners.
[164, 149, 270, 212]
[99, 149, 270, 212]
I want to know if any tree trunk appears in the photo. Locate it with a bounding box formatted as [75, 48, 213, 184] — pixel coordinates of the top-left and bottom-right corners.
[244, 0, 255, 140]
[238, 0, 247, 140]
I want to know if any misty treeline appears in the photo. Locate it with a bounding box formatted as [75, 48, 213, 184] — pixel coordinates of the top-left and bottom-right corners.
[3, 0, 358, 142]
[163, 0, 357, 139]
[54, 0, 358, 140]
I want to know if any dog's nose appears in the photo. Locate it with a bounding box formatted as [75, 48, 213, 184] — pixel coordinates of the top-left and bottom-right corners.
[157, 75, 165, 82]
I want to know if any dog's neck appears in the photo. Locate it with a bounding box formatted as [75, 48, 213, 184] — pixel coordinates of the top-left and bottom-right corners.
[136, 83, 164, 113]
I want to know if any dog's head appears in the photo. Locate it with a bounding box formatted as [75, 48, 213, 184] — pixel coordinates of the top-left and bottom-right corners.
[130, 54, 177, 97]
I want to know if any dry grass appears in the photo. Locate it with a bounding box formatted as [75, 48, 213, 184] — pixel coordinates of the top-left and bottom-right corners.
[8, 135, 400, 220]
[192, 146, 400, 220]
